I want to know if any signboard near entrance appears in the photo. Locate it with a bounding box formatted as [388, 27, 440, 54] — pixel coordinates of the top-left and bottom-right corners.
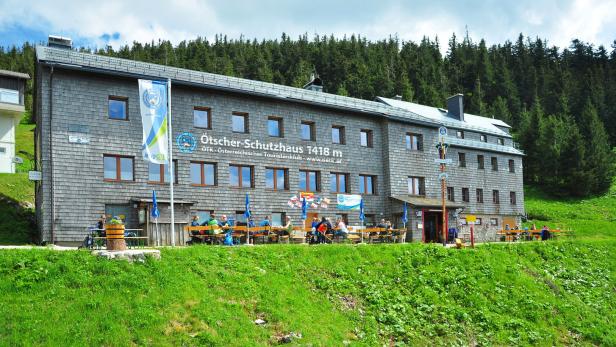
[466, 215, 477, 224]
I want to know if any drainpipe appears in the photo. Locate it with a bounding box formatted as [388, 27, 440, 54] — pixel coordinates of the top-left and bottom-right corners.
[49, 65, 55, 244]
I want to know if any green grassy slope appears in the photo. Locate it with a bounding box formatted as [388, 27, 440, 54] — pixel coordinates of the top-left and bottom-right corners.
[0, 242, 614, 346]
[524, 181, 616, 240]
[0, 124, 35, 244]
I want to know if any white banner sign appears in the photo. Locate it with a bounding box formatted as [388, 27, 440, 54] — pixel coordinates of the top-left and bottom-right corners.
[336, 194, 362, 210]
[139, 79, 169, 164]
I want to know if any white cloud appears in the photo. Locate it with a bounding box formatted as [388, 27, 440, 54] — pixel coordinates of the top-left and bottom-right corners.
[0, 0, 615, 51]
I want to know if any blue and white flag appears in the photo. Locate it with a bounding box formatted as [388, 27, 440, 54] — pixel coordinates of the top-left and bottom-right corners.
[336, 194, 362, 210]
[359, 198, 365, 222]
[139, 79, 169, 164]
[402, 202, 408, 224]
[151, 190, 160, 219]
[301, 197, 307, 220]
[244, 193, 251, 219]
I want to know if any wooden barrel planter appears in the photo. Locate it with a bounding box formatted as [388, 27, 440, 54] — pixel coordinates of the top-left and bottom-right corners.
[105, 224, 127, 251]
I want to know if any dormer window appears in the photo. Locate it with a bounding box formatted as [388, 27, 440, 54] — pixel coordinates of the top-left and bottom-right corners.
[456, 130, 464, 139]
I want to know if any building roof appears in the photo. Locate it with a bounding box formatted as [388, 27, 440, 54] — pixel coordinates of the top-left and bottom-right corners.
[35, 45, 519, 145]
[375, 96, 511, 135]
[0, 69, 30, 79]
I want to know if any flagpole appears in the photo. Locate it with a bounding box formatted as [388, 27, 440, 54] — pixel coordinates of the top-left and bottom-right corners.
[167, 78, 176, 247]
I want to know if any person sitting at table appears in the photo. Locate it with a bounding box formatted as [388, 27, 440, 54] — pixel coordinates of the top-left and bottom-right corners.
[248, 217, 256, 228]
[218, 215, 232, 230]
[541, 225, 550, 241]
[504, 224, 511, 231]
[310, 216, 320, 244]
[282, 216, 293, 236]
[335, 217, 349, 239]
[259, 215, 271, 227]
[191, 215, 200, 227]
[203, 214, 219, 235]
[315, 217, 331, 244]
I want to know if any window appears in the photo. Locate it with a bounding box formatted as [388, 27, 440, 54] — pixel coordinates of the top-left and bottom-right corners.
[490, 218, 498, 226]
[364, 214, 376, 227]
[510, 191, 517, 205]
[359, 175, 376, 195]
[475, 218, 483, 225]
[332, 125, 345, 144]
[456, 130, 464, 139]
[232, 112, 248, 133]
[266, 168, 288, 190]
[493, 190, 500, 204]
[407, 177, 425, 195]
[498, 138, 505, 145]
[299, 170, 320, 192]
[190, 162, 216, 186]
[330, 172, 349, 193]
[268, 117, 283, 137]
[447, 186, 455, 202]
[235, 211, 248, 225]
[458, 153, 466, 167]
[0, 146, 5, 154]
[462, 188, 470, 202]
[360, 129, 373, 147]
[103, 155, 133, 181]
[148, 161, 177, 184]
[491, 157, 498, 171]
[229, 165, 253, 188]
[335, 214, 349, 224]
[509, 159, 515, 173]
[271, 212, 285, 227]
[194, 107, 211, 129]
[108, 96, 128, 120]
[480, 134, 487, 142]
[405, 133, 423, 151]
[301, 121, 315, 141]
[194, 210, 213, 224]
[476, 188, 484, 203]
[459, 218, 467, 225]
[477, 155, 485, 169]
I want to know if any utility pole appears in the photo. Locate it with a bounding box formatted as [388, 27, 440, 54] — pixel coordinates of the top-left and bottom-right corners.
[436, 127, 449, 247]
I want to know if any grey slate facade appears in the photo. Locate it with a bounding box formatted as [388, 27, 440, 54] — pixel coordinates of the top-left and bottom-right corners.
[34, 46, 524, 245]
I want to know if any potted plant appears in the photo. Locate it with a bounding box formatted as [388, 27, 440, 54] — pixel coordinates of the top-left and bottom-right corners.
[105, 215, 127, 251]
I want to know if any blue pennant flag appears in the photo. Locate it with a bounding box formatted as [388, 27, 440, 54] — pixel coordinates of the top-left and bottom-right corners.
[244, 193, 251, 219]
[402, 202, 408, 224]
[151, 190, 160, 219]
[359, 198, 365, 222]
[301, 197, 307, 220]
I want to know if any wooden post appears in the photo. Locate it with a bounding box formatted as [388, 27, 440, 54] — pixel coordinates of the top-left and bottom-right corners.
[440, 137, 447, 247]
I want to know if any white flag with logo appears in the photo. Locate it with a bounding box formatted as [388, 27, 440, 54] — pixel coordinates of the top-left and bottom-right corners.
[138, 79, 169, 164]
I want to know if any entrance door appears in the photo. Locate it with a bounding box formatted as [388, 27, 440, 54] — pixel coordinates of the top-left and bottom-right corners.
[423, 211, 443, 243]
[305, 212, 318, 229]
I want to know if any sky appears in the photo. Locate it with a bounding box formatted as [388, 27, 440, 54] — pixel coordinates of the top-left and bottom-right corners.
[0, 0, 615, 53]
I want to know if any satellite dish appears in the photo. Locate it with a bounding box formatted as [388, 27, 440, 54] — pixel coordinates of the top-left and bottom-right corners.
[13, 156, 23, 164]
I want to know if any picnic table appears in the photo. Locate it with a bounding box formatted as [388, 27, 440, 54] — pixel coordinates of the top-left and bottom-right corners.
[184, 225, 408, 245]
[496, 228, 571, 242]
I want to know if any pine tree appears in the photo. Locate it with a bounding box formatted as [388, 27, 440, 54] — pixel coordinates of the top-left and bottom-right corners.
[579, 100, 614, 194]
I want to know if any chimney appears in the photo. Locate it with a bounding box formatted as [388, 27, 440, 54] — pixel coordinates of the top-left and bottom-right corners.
[446, 94, 464, 121]
[303, 73, 323, 92]
[393, 95, 402, 100]
[48, 35, 72, 49]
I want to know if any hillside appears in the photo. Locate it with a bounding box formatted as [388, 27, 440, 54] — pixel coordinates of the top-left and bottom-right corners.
[0, 124, 35, 244]
[524, 181, 616, 240]
[0, 242, 614, 346]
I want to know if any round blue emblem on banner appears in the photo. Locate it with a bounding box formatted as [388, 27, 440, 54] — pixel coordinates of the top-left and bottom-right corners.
[142, 88, 162, 109]
[177, 132, 197, 153]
